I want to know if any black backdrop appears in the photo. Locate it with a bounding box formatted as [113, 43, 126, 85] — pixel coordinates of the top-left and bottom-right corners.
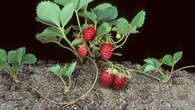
[1, 0, 195, 71]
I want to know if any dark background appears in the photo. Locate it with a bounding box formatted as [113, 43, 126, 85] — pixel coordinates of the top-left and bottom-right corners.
[1, 0, 195, 71]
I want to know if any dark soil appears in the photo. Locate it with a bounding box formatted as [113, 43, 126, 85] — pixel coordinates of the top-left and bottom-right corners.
[0, 60, 195, 110]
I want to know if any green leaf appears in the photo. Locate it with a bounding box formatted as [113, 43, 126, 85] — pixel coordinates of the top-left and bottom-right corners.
[54, 0, 78, 9]
[130, 10, 146, 28]
[7, 50, 16, 64]
[116, 18, 131, 36]
[60, 2, 75, 28]
[36, 1, 60, 27]
[93, 3, 118, 23]
[64, 61, 77, 77]
[173, 51, 183, 64]
[22, 54, 37, 64]
[162, 54, 173, 66]
[81, 23, 89, 31]
[72, 39, 83, 46]
[48, 65, 62, 76]
[16, 47, 26, 65]
[78, 0, 93, 10]
[79, 11, 97, 23]
[0, 49, 7, 63]
[35, 17, 58, 27]
[96, 22, 112, 38]
[0, 63, 9, 69]
[36, 27, 62, 44]
[143, 64, 156, 72]
[144, 58, 162, 68]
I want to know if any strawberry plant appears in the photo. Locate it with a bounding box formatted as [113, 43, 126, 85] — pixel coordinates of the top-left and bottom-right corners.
[0, 47, 37, 83]
[48, 61, 77, 94]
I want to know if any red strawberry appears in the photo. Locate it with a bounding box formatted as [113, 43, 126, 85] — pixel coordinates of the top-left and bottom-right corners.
[100, 43, 113, 61]
[113, 76, 126, 90]
[77, 45, 87, 57]
[100, 69, 114, 87]
[83, 26, 96, 42]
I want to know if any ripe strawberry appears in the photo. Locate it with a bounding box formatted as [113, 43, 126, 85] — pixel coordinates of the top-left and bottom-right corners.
[77, 45, 87, 57]
[113, 76, 126, 90]
[83, 26, 96, 42]
[100, 69, 114, 87]
[100, 43, 113, 61]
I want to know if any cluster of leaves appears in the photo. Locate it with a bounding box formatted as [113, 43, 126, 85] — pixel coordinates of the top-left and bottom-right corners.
[48, 61, 77, 93]
[0, 47, 37, 83]
[35, 0, 145, 60]
[141, 51, 183, 83]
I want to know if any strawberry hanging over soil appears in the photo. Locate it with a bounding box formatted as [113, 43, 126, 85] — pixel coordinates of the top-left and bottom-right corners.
[77, 45, 87, 57]
[100, 43, 113, 61]
[83, 26, 96, 42]
[100, 69, 114, 87]
[113, 76, 126, 90]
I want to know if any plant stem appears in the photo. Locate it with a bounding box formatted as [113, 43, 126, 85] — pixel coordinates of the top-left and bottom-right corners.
[85, 42, 94, 57]
[75, 10, 82, 32]
[131, 69, 162, 81]
[84, 4, 88, 24]
[172, 65, 195, 74]
[59, 28, 83, 62]
[114, 34, 129, 50]
[68, 76, 72, 89]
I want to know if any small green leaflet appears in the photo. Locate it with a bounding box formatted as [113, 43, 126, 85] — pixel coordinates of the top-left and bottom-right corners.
[130, 10, 146, 28]
[93, 3, 118, 23]
[96, 22, 112, 38]
[22, 54, 37, 64]
[0, 49, 7, 64]
[36, 1, 61, 27]
[7, 50, 17, 64]
[79, 11, 97, 23]
[60, 2, 75, 28]
[36, 17, 58, 28]
[144, 58, 162, 68]
[48, 65, 62, 76]
[173, 51, 183, 64]
[71, 39, 83, 46]
[162, 54, 173, 66]
[65, 61, 77, 77]
[16, 47, 26, 65]
[143, 64, 156, 72]
[78, 0, 94, 10]
[36, 27, 62, 44]
[116, 18, 131, 36]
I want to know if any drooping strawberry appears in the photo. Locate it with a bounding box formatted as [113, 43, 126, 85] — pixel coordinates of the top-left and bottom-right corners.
[100, 43, 113, 61]
[77, 45, 87, 57]
[100, 69, 114, 87]
[113, 76, 126, 90]
[83, 26, 96, 42]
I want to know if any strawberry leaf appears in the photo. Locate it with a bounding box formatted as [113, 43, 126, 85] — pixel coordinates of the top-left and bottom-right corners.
[116, 18, 131, 36]
[64, 61, 77, 77]
[162, 54, 173, 66]
[0, 49, 7, 64]
[143, 64, 156, 72]
[48, 65, 62, 76]
[36, 1, 61, 27]
[16, 47, 26, 65]
[78, 0, 93, 10]
[7, 50, 16, 64]
[96, 22, 112, 38]
[130, 10, 146, 28]
[36, 27, 62, 44]
[60, 2, 75, 28]
[93, 3, 118, 23]
[144, 58, 162, 68]
[173, 51, 183, 64]
[79, 11, 97, 23]
[22, 54, 37, 64]
[72, 39, 83, 46]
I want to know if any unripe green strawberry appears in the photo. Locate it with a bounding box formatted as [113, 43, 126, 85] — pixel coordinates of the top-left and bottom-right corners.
[77, 45, 87, 57]
[100, 43, 113, 61]
[113, 76, 126, 90]
[83, 26, 96, 42]
[100, 69, 114, 87]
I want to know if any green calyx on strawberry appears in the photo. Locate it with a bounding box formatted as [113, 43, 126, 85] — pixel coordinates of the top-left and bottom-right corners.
[77, 45, 87, 57]
[100, 42, 113, 61]
[83, 26, 96, 42]
[100, 69, 114, 87]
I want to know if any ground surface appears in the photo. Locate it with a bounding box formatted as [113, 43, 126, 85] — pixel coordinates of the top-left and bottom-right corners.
[0, 60, 195, 110]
